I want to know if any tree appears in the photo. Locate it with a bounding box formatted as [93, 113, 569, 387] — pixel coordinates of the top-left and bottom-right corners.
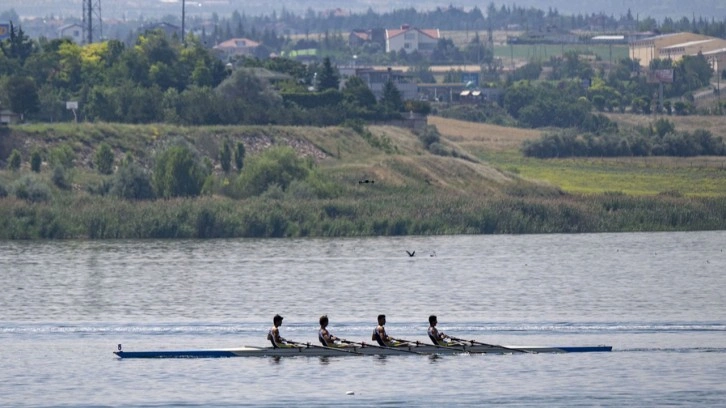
[234, 142, 246, 173]
[381, 79, 404, 114]
[215, 68, 284, 124]
[153, 144, 209, 198]
[220, 141, 232, 173]
[30, 150, 42, 172]
[112, 160, 155, 200]
[512, 62, 543, 81]
[503, 81, 537, 117]
[653, 118, 676, 137]
[6, 76, 40, 120]
[235, 146, 310, 197]
[55, 41, 84, 92]
[464, 33, 493, 64]
[0, 22, 34, 65]
[8, 149, 21, 171]
[94, 143, 115, 175]
[317, 57, 339, 91]
[49, 144, 75, 169]
[342, 76, 377, 109]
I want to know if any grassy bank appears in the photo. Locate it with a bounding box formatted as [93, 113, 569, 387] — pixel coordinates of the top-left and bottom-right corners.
[2, 190, 724, 239]
[1, 116, 725, 239]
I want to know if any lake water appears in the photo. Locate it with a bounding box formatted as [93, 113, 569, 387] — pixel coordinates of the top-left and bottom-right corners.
[1, 232, 725, 407]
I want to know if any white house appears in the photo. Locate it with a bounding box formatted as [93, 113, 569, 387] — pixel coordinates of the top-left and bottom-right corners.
[58, 23, 83, 43]
[385, 24, 440, 54]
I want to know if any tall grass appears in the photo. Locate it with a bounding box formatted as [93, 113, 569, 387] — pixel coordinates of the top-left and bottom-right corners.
[1, 189, 725, 239]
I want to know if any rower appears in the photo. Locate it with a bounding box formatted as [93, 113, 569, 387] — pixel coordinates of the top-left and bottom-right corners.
[267, 314, 294, 348]
[427, 315, 459, 346]
[318, 315, 342, 347]
[372, 314, 402, 347]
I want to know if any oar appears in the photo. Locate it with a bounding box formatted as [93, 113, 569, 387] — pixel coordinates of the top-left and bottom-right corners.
[390, 337, 468, 352]
[340, 339, 425, 355]
[448, 336, 534, 354]
[388, 337, 422, 347]
[287, 341, 362, 355]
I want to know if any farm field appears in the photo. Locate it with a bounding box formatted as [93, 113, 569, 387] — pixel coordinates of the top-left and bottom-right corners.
[429, 115, 726, 197]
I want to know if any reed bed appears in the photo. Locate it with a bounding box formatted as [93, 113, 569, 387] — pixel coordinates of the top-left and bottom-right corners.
[2, 190, 724, 239]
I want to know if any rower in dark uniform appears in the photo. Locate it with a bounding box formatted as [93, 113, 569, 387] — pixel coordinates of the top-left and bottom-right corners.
[318, 315, 342, 347]
[372, 314, 404, 347]
[267, 314, 294, 348]
[428, 315, 463, 346]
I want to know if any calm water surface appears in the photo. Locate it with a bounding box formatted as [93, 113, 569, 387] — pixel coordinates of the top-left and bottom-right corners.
[1, 232, 725, 407]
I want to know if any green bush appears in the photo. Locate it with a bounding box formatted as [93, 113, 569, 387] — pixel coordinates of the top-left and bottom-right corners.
[281, 89, 343, 108]
[0, 182, 7, 198]
[111, 161, 155, 200]
[12, 175, 51, 202]
[220, 141, 232, 173]
[437, 104, 517, 126]
[30, 150, 42, 172]
[235, 146, 310, 197]
[415, 124, 441, 149]
[49, 144, 75, 169]
[94, 143, 115, 175]
[153, 144, 209, 198]
[52, 166, 71, 189]
[8, 149, 21, 171]
[234, 142, 246, 173]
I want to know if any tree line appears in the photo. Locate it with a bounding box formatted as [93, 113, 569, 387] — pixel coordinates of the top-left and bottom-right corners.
[0, 23, 419, 125]
[522, 118, 726, 158]
[195, 4, 726, 48]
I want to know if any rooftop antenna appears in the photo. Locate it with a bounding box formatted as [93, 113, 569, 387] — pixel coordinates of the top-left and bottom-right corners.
[82, 0, 102, 44]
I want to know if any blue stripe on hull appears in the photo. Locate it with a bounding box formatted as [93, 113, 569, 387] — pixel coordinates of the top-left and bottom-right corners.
[114, 350, 239, 358]
[114, 344, 613, 358]
[555, 346, 613, 353]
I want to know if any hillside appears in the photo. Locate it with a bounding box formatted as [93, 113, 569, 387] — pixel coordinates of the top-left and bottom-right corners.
[0, 120, 523, 196]
[3, 114, 726, 197]
[1, 117, 725, 239]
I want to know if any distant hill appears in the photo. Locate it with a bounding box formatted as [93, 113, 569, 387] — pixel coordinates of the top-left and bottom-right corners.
[3, 0, 724, 21]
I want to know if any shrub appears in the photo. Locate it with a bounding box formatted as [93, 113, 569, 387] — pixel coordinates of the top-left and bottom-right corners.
[415, 125, 441, 149]
[94, 143, 115, 175]
[87, 179, 113, 196]
[220, 141, 232, 173]
[8, 149, 21, 171]
[653, 118, 675, 137]
[428, 142, 451, 157]
[112, 161, 155, 200]
[12, 175, 51, 202]
[234, 142, 246, 173]
[52, 166, 71, 189]
[0, 182, 7, 198]
[49, 144, 75, 169]
[30, 150, 42, 172]
[235, 146, 310, 197]
[153, 144, 209, 198]
[673, 101, 691, 115]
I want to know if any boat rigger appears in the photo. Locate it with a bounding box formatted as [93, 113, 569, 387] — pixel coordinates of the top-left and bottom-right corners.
[113, 343, 613, 359]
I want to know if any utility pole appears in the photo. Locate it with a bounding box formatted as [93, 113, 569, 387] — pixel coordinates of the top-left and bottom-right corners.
[82, 0, 102, 44]
[181, 0, 186, 46]
[716, 59, 722, 115]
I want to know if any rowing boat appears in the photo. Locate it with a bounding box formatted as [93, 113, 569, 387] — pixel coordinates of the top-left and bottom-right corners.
[113, 343, 612, 358]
